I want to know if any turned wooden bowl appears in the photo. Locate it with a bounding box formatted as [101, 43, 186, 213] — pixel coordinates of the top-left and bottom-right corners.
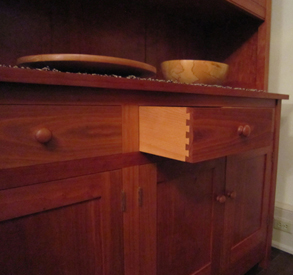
[161, 60, 229, 85]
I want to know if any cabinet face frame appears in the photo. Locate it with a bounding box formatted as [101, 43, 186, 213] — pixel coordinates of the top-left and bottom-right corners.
[123, 164, 157, 275]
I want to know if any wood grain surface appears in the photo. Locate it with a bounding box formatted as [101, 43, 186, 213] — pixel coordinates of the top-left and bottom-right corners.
[226, 0, 266, 19]
[0, 170, 124, 275]
[17, 54, 157, 77]
[0, 105, 122, 169]
[139, 106, 274, 163]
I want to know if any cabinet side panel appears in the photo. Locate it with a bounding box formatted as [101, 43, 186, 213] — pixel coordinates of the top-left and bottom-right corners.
[262, 99, 282, 268]
[256, 0, 271, 90]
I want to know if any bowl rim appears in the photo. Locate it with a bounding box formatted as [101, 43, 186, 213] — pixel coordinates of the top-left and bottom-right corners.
[160, 59, 229, 67]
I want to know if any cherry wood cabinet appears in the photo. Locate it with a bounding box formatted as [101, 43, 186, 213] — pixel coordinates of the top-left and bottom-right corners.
[0, 0, 289, 274]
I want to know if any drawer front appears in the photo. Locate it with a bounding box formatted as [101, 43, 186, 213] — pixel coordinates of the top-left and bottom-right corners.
[139, 107, 274, 163]
[187, 107, 274, 162]
[0, 105, 122, 169]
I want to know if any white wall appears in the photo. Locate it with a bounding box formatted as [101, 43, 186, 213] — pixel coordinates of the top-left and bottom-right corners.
[269, 0, 293, 254]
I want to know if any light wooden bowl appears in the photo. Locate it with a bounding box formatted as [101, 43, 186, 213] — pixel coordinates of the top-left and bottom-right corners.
[161, 60, 229, 85]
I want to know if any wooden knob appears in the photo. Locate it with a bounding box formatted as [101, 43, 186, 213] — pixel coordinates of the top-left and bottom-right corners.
[35, 128, 52, 144]
[238, 125, 251, 137]
[216, 195, 226, 204]
[227, 191, 237, 199]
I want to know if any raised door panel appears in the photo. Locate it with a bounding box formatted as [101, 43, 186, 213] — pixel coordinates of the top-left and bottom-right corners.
[0, 170, 124, 275]
[156, 158, 225, 275]
[223, 147, 272, 275]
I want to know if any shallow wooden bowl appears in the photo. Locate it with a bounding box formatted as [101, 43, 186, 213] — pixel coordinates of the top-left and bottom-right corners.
[161, 60, 229, 85]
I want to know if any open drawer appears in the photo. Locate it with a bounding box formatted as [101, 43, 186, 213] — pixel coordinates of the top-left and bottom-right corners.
[139, 106, 274, 163]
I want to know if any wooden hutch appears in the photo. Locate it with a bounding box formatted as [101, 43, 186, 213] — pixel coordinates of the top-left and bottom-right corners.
[0, 0, 289, 274]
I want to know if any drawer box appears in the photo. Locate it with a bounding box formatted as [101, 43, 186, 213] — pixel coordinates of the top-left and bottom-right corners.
[139, 106, 274, 163]
[0, 105, 122, 169]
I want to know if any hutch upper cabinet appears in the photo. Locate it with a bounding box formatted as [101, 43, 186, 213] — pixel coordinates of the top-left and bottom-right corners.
[1, 0, 270, 89]
[0, 0, 289, 275]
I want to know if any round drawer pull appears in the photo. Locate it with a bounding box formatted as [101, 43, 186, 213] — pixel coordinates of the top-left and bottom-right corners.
[227, 191, 237, 199]
[216, 195, 227, 204]
[35, 128, 52, 144]
[238, 125, 251, 137]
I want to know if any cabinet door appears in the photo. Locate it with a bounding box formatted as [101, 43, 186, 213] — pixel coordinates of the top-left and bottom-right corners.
[157, 158, 225, 275]
[0, 170, 123, 275]
[223, 147, 271, 275]
[226, 0, 266, 19]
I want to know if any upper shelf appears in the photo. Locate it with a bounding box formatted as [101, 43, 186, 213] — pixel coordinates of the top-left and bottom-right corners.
[0, 0, 269, 90]
[226, 0, 266, 19]
[0, 66, 288, 100]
